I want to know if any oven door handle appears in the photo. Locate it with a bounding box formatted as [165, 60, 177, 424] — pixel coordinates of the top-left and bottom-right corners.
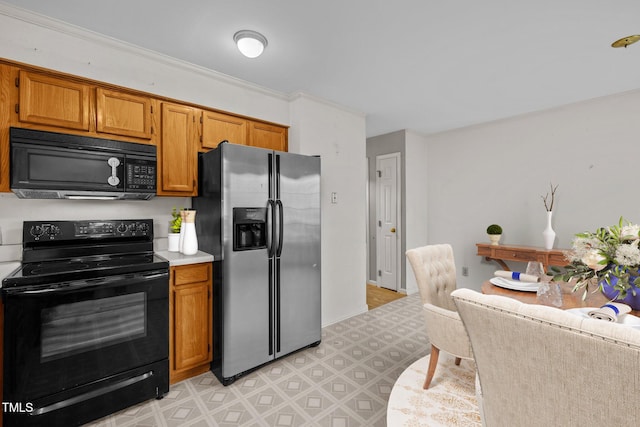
[10, 270, 168, 295]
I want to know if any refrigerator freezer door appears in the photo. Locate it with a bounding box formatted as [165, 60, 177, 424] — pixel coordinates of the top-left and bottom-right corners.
[275, 152, 321, 357]
[220, 144, 274, 379]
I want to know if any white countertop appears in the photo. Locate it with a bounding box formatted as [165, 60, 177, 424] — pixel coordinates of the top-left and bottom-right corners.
[155, 250, 214, 267]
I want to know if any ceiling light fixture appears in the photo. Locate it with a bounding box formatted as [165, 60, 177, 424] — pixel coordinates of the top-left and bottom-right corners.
[233, 30, 268, 58]
[612, 34, 640, 48]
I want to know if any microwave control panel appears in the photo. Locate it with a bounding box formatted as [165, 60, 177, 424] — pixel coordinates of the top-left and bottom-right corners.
[126, 160, 156, 191]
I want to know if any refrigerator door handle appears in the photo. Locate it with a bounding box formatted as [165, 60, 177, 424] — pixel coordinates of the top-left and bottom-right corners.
[276, 199, 284, 257]
[268, 258, 274, 356]
[268, 153, 274, 199]
[275, 258, 281, 353]
[275, 154, 281, 199]
[267, 199, 276, 258]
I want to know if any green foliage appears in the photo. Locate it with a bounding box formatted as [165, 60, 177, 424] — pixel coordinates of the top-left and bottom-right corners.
[170, 207, 183, 233]
[486, 224, 502, 235]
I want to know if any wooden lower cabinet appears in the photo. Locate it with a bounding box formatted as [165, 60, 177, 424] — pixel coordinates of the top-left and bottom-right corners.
[169, 263, 213, 384]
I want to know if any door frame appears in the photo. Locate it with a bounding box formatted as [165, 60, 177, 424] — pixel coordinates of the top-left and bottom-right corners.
[375, 152, 401, 291]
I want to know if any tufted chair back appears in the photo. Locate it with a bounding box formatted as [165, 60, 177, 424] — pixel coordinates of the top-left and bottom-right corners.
[406, 244, 473, 389]
[406, 244, 458, 312]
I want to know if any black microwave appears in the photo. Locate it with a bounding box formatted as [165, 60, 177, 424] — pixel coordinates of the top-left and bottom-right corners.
[10, 127, 157, 200]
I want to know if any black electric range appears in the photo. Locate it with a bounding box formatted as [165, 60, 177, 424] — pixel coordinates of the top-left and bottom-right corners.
[1, 219, 170, 427]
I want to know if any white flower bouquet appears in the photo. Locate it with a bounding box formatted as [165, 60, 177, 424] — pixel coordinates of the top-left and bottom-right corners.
[553, 217, 640, 300]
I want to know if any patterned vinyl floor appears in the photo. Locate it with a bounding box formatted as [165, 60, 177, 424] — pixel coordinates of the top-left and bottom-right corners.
[89, 293, 428, 427]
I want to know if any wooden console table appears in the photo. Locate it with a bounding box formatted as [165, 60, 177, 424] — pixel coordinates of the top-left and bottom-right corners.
[476, 243, 569, 272]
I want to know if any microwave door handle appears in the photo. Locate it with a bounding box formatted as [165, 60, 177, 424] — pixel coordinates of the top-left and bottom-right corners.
[107, 157, 121, 187]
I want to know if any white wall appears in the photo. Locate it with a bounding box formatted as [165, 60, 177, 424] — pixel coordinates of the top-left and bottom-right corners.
[0, 6, 367, 326]
[289, 93, 368, 325]
[0, 193, 190, 262]
[404, 131, 429, 295]
[425, 89, 640, 290]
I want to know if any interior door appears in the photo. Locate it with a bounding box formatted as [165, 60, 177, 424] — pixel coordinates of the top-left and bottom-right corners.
[376, 153, 400, 291]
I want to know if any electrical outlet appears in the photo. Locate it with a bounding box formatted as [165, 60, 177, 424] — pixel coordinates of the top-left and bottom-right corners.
[462, 266, 469, 277]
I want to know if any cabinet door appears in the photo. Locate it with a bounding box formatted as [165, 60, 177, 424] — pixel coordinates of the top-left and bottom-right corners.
[18, 70, 90, 131]
[159, 102, 197, 195]
[173, 282, 211, 371]
[0, 65, 11, 193]
[96, 88, 152, 139]
[248, 121, 288, 151]
[201, 110, 247, 149]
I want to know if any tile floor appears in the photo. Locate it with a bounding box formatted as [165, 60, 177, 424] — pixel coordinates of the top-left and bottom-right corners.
[89, 293, 427, 426]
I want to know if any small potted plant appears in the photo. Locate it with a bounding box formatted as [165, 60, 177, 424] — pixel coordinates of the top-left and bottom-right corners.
[168, 207, 182, 252]
[486, 224, 503, 245]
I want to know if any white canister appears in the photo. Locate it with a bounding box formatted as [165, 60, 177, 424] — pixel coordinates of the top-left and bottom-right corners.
[167, 233, 180, 252]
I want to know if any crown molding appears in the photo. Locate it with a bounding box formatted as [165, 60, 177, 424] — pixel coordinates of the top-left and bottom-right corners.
[0, 2, 289, 101]
[289, 91, 365, 118]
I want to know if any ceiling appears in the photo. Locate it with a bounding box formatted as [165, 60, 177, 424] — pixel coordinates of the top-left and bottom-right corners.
[3, 0, 640, 137]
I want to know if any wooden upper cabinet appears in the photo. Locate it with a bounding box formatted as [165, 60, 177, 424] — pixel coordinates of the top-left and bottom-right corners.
[0, 64, 11, 193]
[248, 121, 288, 152]
[201, 109, 247, 149]
[96, 88, 152, 139]
[159, 102, 197, 195]
[17, 70, 90, 131]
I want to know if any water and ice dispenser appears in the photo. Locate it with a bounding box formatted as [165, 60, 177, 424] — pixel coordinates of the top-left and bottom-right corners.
[233, 207, 267, 251]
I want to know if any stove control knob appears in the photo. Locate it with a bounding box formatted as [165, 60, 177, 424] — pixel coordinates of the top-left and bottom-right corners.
[137, 222, 150, 233]
[30, 225, 44, 237]
[116, 223, 128, 234]
[47, 225, 60, 236]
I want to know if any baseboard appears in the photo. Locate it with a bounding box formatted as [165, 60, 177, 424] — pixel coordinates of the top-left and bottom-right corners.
[322, 305, 369, 328]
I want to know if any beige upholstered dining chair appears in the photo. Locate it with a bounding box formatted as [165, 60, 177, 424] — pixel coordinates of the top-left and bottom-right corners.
[452, 288, 640, 427]
[405, 244, 473, 389]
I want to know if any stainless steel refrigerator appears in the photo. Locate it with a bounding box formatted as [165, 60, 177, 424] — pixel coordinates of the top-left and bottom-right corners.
[194, 143, 321, 385]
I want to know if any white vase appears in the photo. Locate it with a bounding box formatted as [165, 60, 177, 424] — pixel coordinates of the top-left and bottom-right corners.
[167, 233, 180, 252]
[179, 210, 186, 253]
[488, 234, 501, 245]
[542, 211, 556, 250]
[182, 210, 198, 255]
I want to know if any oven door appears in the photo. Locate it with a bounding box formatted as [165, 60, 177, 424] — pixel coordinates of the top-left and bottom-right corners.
[2, 269, 168, 405]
